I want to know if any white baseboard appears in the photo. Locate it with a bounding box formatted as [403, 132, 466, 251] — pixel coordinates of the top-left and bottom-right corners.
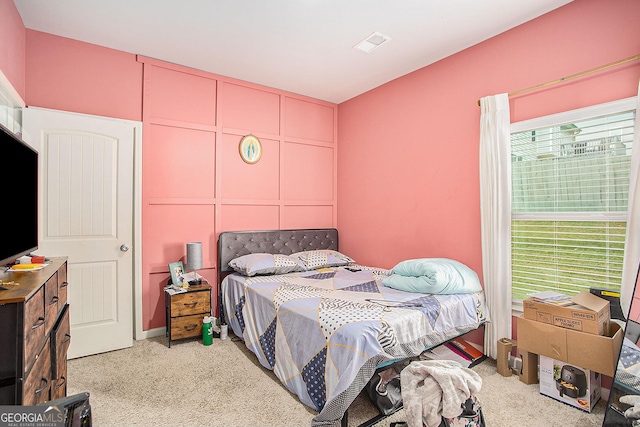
[135, 327, 165, 340]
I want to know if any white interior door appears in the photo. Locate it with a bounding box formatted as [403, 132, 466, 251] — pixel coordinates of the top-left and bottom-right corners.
[23, 107, 140, 358]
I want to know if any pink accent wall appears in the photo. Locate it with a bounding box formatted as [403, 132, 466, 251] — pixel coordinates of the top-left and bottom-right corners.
[338, 0, 640, 276]
[140, 57, 337, 329]
[0, 0, 25, 99]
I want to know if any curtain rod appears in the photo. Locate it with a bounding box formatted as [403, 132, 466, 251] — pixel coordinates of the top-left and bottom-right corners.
[477, 53, 640, 106]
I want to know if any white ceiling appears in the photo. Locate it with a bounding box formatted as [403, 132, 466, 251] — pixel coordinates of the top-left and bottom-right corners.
[14, 0, 573, 104]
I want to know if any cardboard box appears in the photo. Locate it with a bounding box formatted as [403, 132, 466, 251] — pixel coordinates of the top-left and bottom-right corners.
[523, 291, 610, 335]
[539, 355, 601, 412]
[519, 351, 539, 385]
[516, 316, 622, 377]
[497, 338, 515, 377]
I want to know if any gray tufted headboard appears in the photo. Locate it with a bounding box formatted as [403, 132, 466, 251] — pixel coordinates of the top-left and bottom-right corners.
[217, 228, 339, 284]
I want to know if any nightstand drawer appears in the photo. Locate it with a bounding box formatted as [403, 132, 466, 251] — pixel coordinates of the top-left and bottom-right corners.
[169, 291, 210, 317]
[170, 314, 204, 340]
[165, 283, 211, 347]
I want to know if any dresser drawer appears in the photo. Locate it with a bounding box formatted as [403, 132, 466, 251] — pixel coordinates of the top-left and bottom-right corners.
[44, 274, 59, 333]
[170, 314, 204, 340]
[52, 304, 70, 379]
[50, 359, 67, 401]
[169, 291, 210, 317]
[23, 286, 46, 373]
[57, 262, 68, 307]
[22, 337, 51, 406]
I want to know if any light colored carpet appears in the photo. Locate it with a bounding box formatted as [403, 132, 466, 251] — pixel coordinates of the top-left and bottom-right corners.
[67, 334, 606, 426]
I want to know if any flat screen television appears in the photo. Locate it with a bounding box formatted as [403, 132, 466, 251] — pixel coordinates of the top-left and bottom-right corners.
[0, 123, 38, 266]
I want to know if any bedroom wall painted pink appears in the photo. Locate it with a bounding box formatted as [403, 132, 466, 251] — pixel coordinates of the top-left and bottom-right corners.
[24, 30, 142, 121]
[337, 0, 640, 347]
[337, 0, 640, 274]
[0, 0, 25, 99]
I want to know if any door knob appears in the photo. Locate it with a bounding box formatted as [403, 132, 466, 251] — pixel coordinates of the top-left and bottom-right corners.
[120, 244, 130, 252]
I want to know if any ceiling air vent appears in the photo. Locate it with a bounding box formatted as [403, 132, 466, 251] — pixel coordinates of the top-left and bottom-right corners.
[353, 31, 391, 53]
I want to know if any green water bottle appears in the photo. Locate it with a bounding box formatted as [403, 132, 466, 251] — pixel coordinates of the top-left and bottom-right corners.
[202, 316, 213, 346]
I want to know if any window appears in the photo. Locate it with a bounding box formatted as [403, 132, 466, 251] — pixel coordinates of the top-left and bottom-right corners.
[0, 77, 23, 132]
[510, 98, 636, 301]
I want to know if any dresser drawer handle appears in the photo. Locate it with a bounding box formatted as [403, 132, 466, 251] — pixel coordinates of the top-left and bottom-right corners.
[35, 377, 49, 395]
[55, 376, 66, 390]
[183, 302, 198, 308]
[49, 296, 59, 306]
[31, 317, 45, 330]
[62, 333, 71, 344]
[184, 325, 197, 332]
[60, 282, 69, 288]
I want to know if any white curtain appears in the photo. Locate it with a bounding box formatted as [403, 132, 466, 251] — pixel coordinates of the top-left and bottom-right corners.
[620, 78, 640, 318]
[479, 94, 512, 359]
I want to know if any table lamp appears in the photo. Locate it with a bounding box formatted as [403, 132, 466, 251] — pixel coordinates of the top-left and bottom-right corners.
[186, 242, 202, 285]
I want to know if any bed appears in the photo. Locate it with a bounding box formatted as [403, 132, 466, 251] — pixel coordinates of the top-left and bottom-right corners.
[614, 320, 640, 390]
[218, 228, 488, 427]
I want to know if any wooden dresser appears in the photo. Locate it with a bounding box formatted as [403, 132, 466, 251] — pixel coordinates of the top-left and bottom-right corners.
[0, 257, 70, 405]
[165, 283, 211, 347]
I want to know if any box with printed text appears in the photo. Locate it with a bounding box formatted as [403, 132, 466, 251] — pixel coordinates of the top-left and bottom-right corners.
[523, 291, 610, 335]
[539, 355, 600, 412]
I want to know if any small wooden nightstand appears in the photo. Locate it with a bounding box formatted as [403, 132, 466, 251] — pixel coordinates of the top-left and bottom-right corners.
[165, 283, 212, 348]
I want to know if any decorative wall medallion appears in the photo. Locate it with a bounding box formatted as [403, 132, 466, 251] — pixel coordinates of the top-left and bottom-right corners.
[239, 134, 262, 164]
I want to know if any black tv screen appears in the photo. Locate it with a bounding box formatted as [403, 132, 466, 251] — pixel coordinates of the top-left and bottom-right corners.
[0, 123, 38, 266]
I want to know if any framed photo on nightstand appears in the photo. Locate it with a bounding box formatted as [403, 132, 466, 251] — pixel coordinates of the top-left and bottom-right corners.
[168, 261, 185, 286]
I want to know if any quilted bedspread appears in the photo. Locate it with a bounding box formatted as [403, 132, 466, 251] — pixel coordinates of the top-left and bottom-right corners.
[222, 265, 488, 427]
[615, 337, 640, 390]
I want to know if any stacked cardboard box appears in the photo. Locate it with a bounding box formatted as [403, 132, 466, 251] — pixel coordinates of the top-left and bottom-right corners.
[517, 291, 621, 377]
[514, 290, 622, 411]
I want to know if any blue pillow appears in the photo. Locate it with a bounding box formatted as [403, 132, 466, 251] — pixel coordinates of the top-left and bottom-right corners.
[382, 258, 482, 294]
[229, 253, 304, 276]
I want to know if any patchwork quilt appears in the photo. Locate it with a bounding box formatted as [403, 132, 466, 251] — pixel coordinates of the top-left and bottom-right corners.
[615, 337, 640, 390]
[222, 265, 488, 427]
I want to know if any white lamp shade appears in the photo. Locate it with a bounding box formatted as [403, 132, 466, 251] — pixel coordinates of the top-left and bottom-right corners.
[186, 242, 203, 271]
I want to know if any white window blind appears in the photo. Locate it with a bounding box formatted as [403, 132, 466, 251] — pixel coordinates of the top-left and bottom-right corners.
[510, 104, 635, 300]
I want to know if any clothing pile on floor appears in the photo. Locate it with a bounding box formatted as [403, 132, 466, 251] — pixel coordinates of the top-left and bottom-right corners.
[400, 359, 482, 427]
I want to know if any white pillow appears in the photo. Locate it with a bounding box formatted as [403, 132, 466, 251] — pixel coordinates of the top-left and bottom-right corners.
[290, 250, 355, 270]
[229, 253, 304, 276]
